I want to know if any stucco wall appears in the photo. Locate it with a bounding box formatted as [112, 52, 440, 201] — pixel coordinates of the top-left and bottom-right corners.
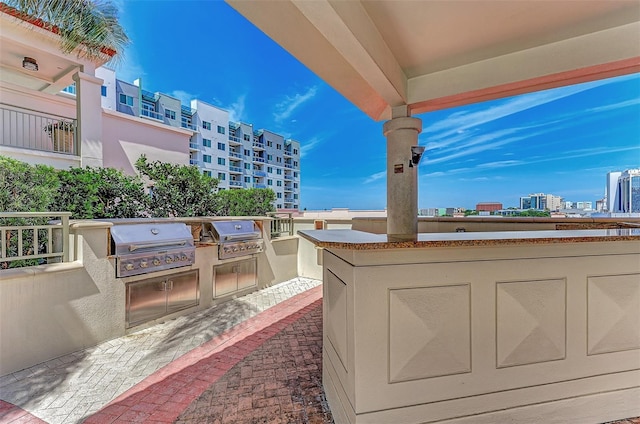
[101, 109, 191, 175]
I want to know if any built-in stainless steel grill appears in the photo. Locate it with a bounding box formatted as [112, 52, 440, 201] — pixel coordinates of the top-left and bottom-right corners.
[208, 220, 264, 260]
[110, 222, 195, 277]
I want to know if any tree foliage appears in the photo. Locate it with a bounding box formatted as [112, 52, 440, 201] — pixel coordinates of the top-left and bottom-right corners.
[52, 166, 148, 219]
[6, 0, 129, 63]
[216, 188, 276, 217]
[135, 155, 219, 217]
[0, 156, 59, 212]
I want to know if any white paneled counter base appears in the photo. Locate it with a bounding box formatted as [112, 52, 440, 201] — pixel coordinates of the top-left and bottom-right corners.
[298, 229, 640, 424]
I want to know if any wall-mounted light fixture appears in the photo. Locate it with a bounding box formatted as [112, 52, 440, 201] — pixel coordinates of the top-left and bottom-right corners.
[409, 145, 425, 168]
[22, 57, 38, 71]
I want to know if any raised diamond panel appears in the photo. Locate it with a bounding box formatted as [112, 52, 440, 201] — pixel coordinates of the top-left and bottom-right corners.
[496, 279, 566, 368]
[389, 285, 470, 383]
[588, 274, 640, 355]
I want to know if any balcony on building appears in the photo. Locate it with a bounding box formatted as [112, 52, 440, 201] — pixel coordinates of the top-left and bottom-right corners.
[229, 135, 242, 145]
[229, 165, 243, 174]
[229, 150, 243, 159]
[0, 104, 79, 157]
[252, 155, 265, 163]
[189, 141, 199, 151]
[229, 179, 243, 188]
[189, 158, 199, 166]
[253, 170, 267, 177]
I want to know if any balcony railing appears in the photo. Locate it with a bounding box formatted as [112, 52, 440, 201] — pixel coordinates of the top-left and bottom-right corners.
[1, 104, 78, 156]
[181, 122, 198, 131]
[189, 142, 199, 150]
[253, 170, 267, 177]
[141, 108, 164, 121]
[285, 163, 294, 169]
[229, 166, 243, 173]
[229, 151, 243, 159]
[254, 183, 267, 189]
[229, 180, 243, 187]
[190, 158, 199, 165]
[0, 212, 71, 268]
[268, 212, 294, 238]
[229, 135, 242, 144]
[253, 156, 266, 163]
[253, 141, 265, 149]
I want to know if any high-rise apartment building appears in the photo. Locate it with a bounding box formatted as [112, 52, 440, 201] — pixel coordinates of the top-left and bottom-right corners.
[611, 169, 640, 213]
[605, 171, 622, 212]
[97, 70, 301, 211]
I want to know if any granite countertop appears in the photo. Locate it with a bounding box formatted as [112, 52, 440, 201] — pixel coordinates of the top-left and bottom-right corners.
[297, 229, 640, 250]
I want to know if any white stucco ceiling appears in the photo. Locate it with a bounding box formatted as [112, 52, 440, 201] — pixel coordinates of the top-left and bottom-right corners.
[226, 0, 640, 121]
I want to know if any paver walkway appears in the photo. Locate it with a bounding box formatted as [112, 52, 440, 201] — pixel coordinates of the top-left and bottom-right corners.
[0, 278, 322, 424]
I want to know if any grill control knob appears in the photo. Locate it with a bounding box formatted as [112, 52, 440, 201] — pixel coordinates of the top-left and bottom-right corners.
[125, 263, 135, 271]
[165, 256, 173, 264]
[181, 254, 188, 261]
[140, 260, 148, 268]
[153, 258, 161, 266]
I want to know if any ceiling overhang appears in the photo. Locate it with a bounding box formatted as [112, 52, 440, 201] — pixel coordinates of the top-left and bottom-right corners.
[227, 0, 640, 121]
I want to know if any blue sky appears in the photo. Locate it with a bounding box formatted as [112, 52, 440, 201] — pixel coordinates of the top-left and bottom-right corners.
[114, 1, 640, 210]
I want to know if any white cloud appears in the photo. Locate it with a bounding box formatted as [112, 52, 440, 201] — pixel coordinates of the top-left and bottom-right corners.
[364, 171, 386, 184]
[273, 86, 318, 123]
[170, 90, 197, 105]
[226, 94, 247, 123]
[300, 136, 325, 158]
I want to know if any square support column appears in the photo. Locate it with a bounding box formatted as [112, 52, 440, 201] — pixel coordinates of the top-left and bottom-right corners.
[73, 71, 104, 168]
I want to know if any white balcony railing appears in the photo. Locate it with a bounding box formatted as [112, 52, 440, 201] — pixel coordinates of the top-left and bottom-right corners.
[229, 151, 243, 159]
[1, 104, 78, 155]
[140, 108, 164, 121]
[229, 180, 243, 187]
[0, 212, 71, 268]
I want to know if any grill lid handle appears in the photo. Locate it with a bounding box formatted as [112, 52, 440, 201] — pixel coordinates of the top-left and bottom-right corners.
[129, 240, 187, 252]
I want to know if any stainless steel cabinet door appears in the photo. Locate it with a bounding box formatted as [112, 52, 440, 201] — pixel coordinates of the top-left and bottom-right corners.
[214, 263, 238, 298]
[167, 270, 199, 314]
[237, 258, 257, 290]
[127, 278, 167, 327]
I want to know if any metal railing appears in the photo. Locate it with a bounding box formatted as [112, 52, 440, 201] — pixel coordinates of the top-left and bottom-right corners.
[229, 151, 243, 159]
[229, 135, 242, 144]
[253, 141, 265, 149]
[253, 156, 266, 163]
[0, 212, 71, 268]
[268, 212, 294, 238]
[253, 170, 267, 177]
[189, 142, 199, 150]
[140, 108, 164, 121]
[1, 104, 78, 155]
[229, 180, 243, 187]
[229, 166, 243, 173]
[189, 158, 199, 165]
[181, 122, 198, 131]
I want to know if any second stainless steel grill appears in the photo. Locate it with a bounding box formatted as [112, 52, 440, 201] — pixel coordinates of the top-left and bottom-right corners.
[110, 222, 195, 277]
[208, 220, 264, 260]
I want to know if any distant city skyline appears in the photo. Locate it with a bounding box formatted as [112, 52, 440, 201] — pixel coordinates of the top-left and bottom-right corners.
[113, 1, 640, 211]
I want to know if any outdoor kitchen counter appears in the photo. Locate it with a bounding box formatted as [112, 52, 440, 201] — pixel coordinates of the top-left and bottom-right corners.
[297, 228, 640, 250]
[302, 227, 640, 424]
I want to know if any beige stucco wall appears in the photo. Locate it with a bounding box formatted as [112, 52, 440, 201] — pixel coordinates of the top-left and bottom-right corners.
[0, 223, 123, 376]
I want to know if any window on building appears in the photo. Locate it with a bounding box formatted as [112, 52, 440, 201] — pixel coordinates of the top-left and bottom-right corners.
[244, 134, 250, 141]
[277, 204, 282, 208]
[119, 93, 133, 106]
[244, 149, 250, 156]
[277, 181, 282, 187]
[267, 141, 272, 147]
[294, 194, 298, 199]
[244, 176, 251, 183]
[267, 154, 273, 161]
[218, 158, 225, 165]
[277, 193, 282, 198]
[101, 86, 107, 97]
[218, 172, 226, 180]
[165, 109, 176, 120]
[202, 121, 211, 130]
[267, 166, 273, 173]
[217, 125, 225, 134]
[294, 172, 298, 178]
[244, 163, 251, 170]
[277, 169, 282, 175]
[267, 179, 273, 186]
[276, 157, 282, 163]
[203, 155, 212, 163]
[203, 138, 212, 148]
[203, 170, 212, 177]
[293, 161, 298, 166]
[293, 148, 298, 155]
[217, 142, 225, 151]
[277, 144, 281, 150]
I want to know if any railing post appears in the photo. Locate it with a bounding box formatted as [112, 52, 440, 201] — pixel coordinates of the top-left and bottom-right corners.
[62, 214, 70, 262]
